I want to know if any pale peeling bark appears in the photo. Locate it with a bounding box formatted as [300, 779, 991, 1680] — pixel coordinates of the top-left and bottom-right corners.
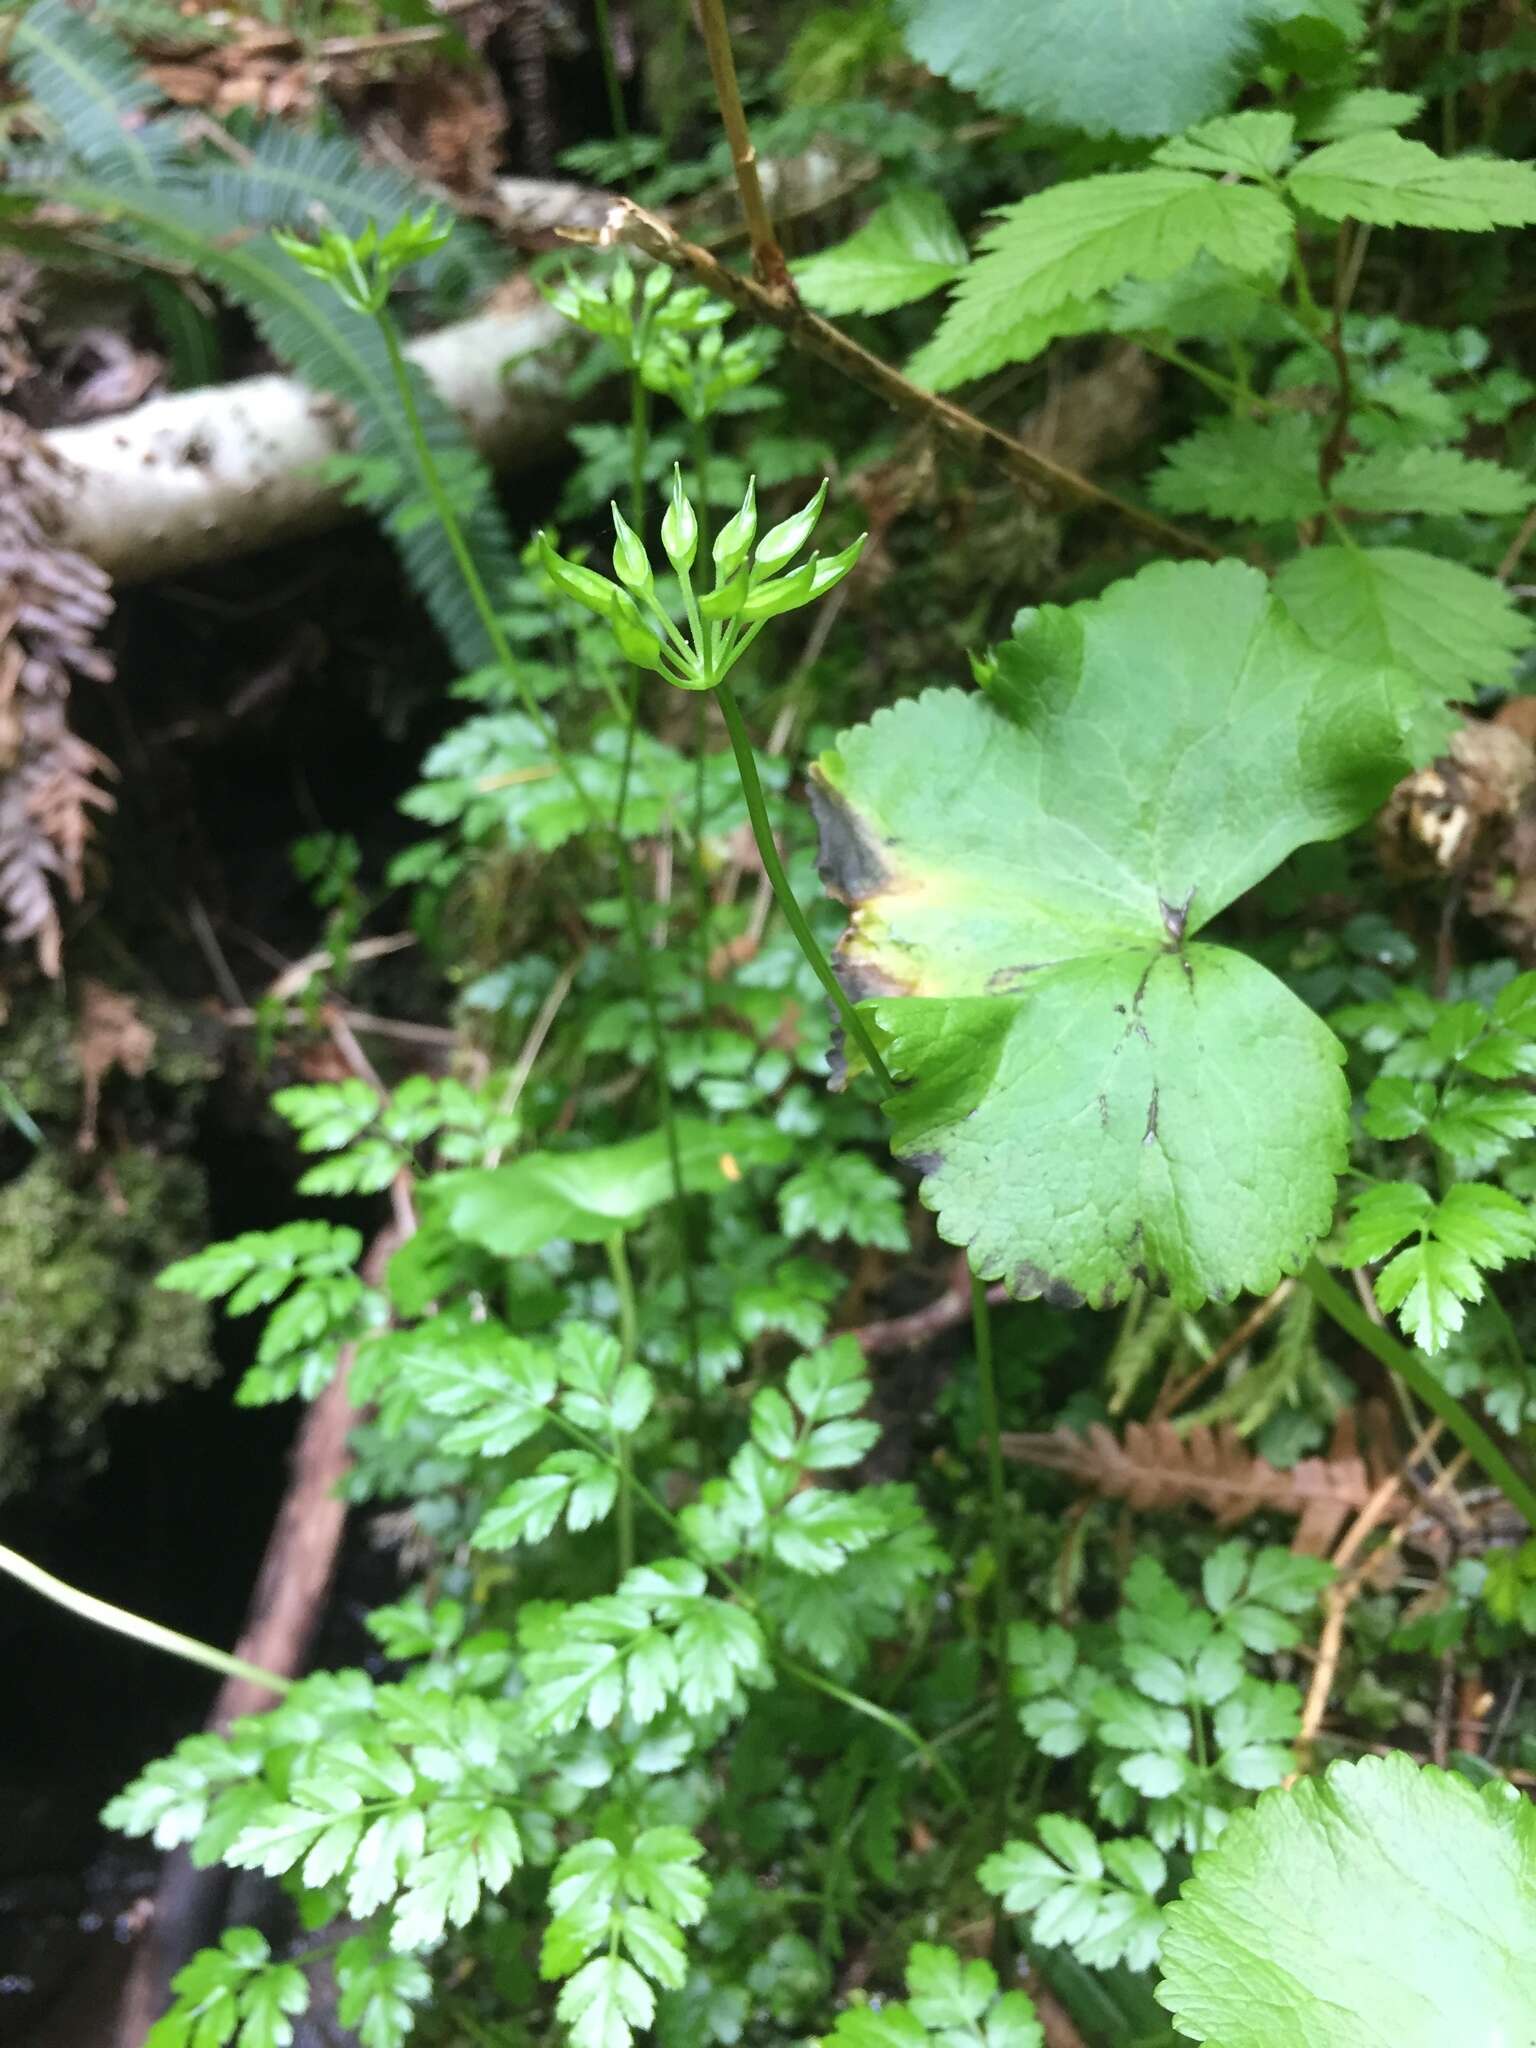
[42, 300, 570, 582]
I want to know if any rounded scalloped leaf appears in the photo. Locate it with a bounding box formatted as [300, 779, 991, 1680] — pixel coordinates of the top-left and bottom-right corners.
[1157, 1752, 1536, 2045]
[811, 559, 1414, 1309]
[871, 948, 1349, 1310]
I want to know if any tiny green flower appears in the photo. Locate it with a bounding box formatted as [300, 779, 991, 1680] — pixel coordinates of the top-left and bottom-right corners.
[754, 480, 828, 580]
[713, 479, 758, 583]
[661, 468, 699, 575]
[537, 532, 617, 618]
[609, 505, 654, 597]
[609, 590, 669, 673]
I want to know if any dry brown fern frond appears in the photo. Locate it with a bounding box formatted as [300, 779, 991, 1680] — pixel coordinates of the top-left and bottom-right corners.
[0, 408, 116, 974]
[1000, 1417, 1376, 1556]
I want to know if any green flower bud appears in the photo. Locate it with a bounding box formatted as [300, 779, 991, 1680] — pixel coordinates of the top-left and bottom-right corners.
[610, 590, 668, 672]
[737, 555, 817, 622]
[753, 479, 827, 579]
[538, 532, 616, 617]
[699, 569, 749, 620]
[713, 478, 758, 583]
[641, 262, 671, 306]
[609, 504, 654, 596]
[661, 468, 698, 574]
[806, 533, 866, 599]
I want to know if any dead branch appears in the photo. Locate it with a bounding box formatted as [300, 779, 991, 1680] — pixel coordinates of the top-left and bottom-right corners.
[574, 199, 1220, 560]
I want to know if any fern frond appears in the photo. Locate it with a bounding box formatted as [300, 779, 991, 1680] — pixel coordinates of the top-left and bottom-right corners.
[11, 0, 519, 669]
[26, 165, 513, 665]
[12, 0, 182, 176]
[204, 123, 503, 311]
[1001, 1419, 1372, 1555]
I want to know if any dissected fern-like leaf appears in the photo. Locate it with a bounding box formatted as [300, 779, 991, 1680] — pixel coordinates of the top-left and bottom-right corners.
[12, 0, 182, 175]
[43, 170, 517, 667]
[0, 414, 116, 973]
[203, 122, 502, 311]
[11, 0, 518, 671]
[1000, 1419, 1371, 1554]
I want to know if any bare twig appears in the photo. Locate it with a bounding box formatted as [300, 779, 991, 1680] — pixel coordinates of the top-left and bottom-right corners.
[185, 894, 245, 1010]
[695, 0, 794, 298]
[1297, 1425, 1463, 1749]
[486, 953, 581, 1166]
[324, 1003, 417, 1239]
[115, 1216, 405, 2047]
[852, 1256, 1009, 1357]
[1497, 502, 1536, 583]
[1152, 1278, 1294, 1420]
[265, 930, 417, 1001]
[567, 200, 1219, 559]
[220, 1003, 459, 1048]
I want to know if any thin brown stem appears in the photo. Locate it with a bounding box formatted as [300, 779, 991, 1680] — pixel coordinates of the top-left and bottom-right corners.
[1498, 503, 1536, 583]
[694, 0, 793, 297]
[1318, 227, 1355, 494]
[570, 200, 1219, 560]
[1153, 1279, 1294, 1421]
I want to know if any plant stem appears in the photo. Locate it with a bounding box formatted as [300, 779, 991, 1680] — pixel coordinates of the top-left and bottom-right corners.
[0, 1540, 292, 1693]
[628, 371, 649, 536]
[376, 314, 586, 800]
[1442, 0, 1462, 156]
[1303, 1259, 1536, 1528]
[777, 1656, 968, 1802]
[972, 1270, 1017, 1849]
[378, 308, 702, 1387]
[592, 0, 628, 140]
[715, 680, 895, 1093]
[606, 1231, 639, 1574]
[538, 1401, 960, 1794]
[595, 200, 1221, 560]
[694, 0, 791, 295]
[690, 415, 716, 1007]
[611, 686, 705, 1388]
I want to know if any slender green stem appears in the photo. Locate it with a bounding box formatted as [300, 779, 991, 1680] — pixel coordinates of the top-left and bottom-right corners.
[1303, 1259, 1536, 1528]
[611, 682, 704, 1389]
[972, 1270, 1017, 1848]
[690, 415, 716, 1010]
[628, 373, 649, 537]
[716, 676, 1005, 1811]
[777, 1657, 968, 1802]
[606, 1231, 639, 1575]
[377, 314, 590, 811]
[1140, 338, 1275, 413]
[1289, 235, 1325, 333]
[0, 1540, 292, 1693]
[715, 680, 895, 1094]
[1442, 0, 1462, 156]
[592, 0, 628, 140]
[537, 1400, 960, 1794]
[379, 308, 702, 1387]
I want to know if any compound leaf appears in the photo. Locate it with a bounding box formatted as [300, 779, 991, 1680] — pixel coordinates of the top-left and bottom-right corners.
[1288, 133, 1536, 229]
[794, 189, 966, 316]
[1275, 544, 1529, 719]
[812, 560, 1413, 1308]
[1149, 412, 1325, 523]
[1158, 1753, 1536, 2045]
[910, 172, 1289, 389]
[1332, 445, 1532, 517]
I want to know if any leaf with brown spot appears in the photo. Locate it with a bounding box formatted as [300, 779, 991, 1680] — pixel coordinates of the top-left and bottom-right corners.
[812, 560, 1417, 1307]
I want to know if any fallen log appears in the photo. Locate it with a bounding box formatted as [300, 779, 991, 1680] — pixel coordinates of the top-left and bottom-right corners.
[43, 298, 569, 582]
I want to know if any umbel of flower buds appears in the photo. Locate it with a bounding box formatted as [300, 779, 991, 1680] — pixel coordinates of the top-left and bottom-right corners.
[536, 470, 864, 693]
